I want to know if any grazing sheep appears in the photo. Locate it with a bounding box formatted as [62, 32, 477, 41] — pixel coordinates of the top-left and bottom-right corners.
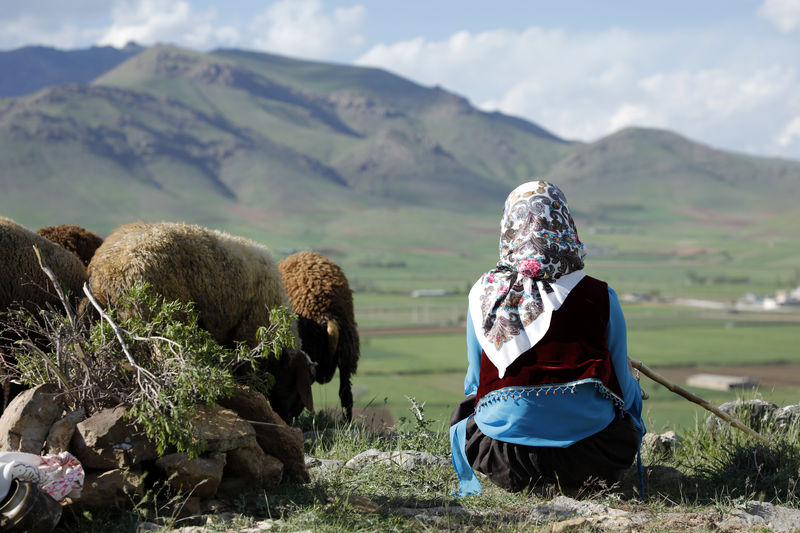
[85, 221, 314, 422]
[278, 251, 359, 420]
[0, 216, 89, 411]
[37, 224, 104, 266]
[0, 217, 88, 315]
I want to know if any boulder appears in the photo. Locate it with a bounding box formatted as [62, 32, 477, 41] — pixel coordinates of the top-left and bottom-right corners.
[217, 386, 286, 426]
[305, 454, 344, 473]
[344, 449, 450, 470]
[189, 404, 256, 452]
[252, 422, 309, 482]
[155, 451, 227, 499]
[744, 501, 800, 532]
[45, 408, 85, 454]
[775, 404, 800, 430]
[706, 399, 778, 433]
[0, 383, 64, 453]
[75, 468, 145, 508]
[71, 406, 158, 469]
[642, 431, 680, 458]
[224, 444, 283, 491]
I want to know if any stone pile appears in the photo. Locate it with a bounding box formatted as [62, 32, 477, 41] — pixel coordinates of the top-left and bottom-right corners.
[0, 383, 308, 509]
[705, 399, 800, 433]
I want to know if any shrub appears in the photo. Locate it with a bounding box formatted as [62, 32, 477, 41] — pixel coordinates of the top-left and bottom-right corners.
[2, 273, 296, 458]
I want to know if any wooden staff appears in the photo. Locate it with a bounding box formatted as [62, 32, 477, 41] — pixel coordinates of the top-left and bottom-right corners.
[629, 358, 770, 445]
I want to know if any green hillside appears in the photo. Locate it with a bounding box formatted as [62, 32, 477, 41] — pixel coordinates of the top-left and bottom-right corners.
[2, 43, 799, 436]
[1, 43, 799, 304]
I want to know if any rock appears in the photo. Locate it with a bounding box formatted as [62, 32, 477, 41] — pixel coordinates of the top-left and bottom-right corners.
[550, 517, 593, 532]
[344, 449, 450, 470]
[305, 454, 344, 473]
[178, 496, 203, 518]
[76, 467, 145, 507]
[189, 404, 256, 452]
[717, 509, 767, 531]
[395, 506, 475, 518]
[642, 431, 679, 458]
[706, 399, 778, 433]
[526, 496, 637, 530]
[252, 421, 309, 482]
[224, 444, 283, 491]
[775, 404, 800, 430]
[155, 451, 227, 499]
[71, 406, 158, 469]
[0, 383, 64, 452]
[217, 385, 286, 426]
[45, 407, 85, 454]
[529, 495, 619, 524]
[744, 501, 800, 532]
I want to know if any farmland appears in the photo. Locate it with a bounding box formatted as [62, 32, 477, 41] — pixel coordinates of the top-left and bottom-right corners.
[312, 300, 800, 433]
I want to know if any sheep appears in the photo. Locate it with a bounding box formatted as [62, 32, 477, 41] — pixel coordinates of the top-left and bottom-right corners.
[278, 250, 359, 421]
[0, 216, 89, 410]
[0, 217, 88, 315]
[37, 224, 104, 266]
[85, 221, 314, 422]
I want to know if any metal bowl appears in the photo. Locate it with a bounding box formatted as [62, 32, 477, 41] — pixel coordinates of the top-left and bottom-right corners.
[0, 479, 62, 533]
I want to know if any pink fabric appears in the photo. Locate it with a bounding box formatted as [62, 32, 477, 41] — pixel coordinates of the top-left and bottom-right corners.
[39, 452, 84, 501]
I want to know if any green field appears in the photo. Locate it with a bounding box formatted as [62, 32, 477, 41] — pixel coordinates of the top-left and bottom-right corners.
[312, 302, 800, 433]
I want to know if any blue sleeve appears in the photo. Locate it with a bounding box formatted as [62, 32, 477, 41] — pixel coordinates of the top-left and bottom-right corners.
[606, 287, 646, 435]
[464, 308, 482, 396]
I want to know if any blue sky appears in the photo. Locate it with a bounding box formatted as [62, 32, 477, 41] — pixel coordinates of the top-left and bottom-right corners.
[3, 0, 800, 160]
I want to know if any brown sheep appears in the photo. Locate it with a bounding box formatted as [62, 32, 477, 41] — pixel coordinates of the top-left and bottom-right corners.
[0, 216, 89, 410]
[85, 221, 314, 422]
[37, 224, 104, 266]
[278, 251, 359, 421]
[0, 217, 88, 315]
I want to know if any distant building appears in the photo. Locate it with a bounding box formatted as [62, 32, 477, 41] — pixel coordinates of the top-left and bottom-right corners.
[411, 289, 450, 298]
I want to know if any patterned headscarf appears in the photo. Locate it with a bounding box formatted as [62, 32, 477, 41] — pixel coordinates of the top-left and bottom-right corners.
[468, 181, 587, 377]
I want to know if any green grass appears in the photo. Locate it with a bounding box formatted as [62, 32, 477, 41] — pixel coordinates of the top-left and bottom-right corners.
[312, 301, 800, 433]
[54, 400, 800, 532]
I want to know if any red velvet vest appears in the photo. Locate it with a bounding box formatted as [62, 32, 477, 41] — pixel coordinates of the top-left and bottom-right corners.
[476, 275, 622, 403]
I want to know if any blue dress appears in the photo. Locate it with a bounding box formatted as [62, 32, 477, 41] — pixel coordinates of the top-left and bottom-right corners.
[450, 286, 646, 496]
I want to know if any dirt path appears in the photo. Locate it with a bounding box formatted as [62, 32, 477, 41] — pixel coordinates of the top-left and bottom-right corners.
[650, 363, 800, 389]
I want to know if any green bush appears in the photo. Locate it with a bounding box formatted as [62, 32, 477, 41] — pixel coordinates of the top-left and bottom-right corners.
[2, 280, 296, 458]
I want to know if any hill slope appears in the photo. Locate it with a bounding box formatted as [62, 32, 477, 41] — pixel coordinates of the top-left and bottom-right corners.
[0, 44, 798, 265]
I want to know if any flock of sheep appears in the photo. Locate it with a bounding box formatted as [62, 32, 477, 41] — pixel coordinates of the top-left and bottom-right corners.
[0, 216, 360, 424]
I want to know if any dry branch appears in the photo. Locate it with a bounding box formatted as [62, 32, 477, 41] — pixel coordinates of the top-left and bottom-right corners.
[630, 358, 770, 444]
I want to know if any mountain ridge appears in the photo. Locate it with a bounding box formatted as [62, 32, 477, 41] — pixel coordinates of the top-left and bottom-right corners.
[0, 44, 798, 242]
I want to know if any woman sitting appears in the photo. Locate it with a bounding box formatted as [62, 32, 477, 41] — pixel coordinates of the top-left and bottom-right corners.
[450, 180, 645, 496]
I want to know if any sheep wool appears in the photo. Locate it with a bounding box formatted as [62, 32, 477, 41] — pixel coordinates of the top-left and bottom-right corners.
[37, 224, 104, 266]
[0, 216, 88, 314]
[86, 221, 313, 422]
[87, 221, 295, 347]
[278, 250, 360, 420]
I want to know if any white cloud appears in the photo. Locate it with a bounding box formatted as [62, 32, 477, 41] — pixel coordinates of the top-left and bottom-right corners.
[0, 0, 109, 50]
[758, 0, 800, 32]
[0, 16, 101, 50]
[249, 0, 365, 59]
[97, 0, 239, 49]
[776, 116, 800, 147]
[356, 26, 800, 158]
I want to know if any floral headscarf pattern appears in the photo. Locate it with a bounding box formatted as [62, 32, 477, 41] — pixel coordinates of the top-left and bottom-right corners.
[468, 181, 587, 377]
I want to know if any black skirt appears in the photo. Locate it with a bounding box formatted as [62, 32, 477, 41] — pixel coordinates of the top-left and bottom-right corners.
[450, 396, 640, 493]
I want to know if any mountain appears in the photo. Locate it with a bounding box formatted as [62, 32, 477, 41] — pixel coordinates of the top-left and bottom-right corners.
[0, 44, 144, 98]
[1, 44, 798, 253]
